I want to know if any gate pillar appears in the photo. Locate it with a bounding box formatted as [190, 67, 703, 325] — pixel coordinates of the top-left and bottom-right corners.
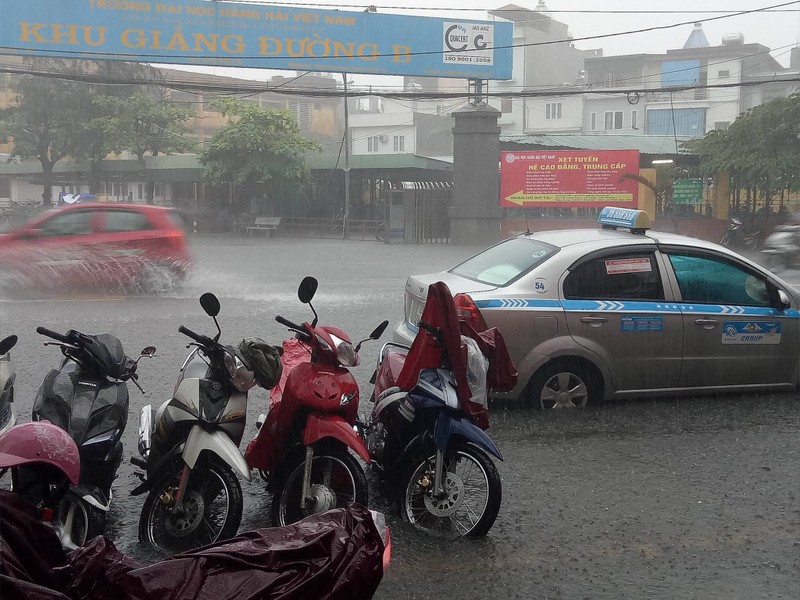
[450, 106, 503, 245]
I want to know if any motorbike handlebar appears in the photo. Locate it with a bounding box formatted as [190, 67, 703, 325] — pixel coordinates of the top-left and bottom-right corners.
[178, 325, 214, 347]
[275, 315, 304, 332]
[36, 326, 72, 344]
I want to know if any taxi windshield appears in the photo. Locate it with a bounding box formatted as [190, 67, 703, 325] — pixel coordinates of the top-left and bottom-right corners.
[450, 237, 557, 286]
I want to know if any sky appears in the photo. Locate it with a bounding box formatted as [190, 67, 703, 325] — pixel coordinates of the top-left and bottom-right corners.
[170, 0, 800, 87]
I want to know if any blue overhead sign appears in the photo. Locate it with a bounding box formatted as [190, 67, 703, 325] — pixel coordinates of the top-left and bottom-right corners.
[0, 0, 513, 79]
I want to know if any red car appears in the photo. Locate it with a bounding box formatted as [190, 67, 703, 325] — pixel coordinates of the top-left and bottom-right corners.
[0, 203, 191, 294]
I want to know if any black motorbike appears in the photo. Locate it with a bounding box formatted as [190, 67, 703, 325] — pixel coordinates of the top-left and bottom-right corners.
[31, 326, 154, 547]
[720, 217, 760, 249]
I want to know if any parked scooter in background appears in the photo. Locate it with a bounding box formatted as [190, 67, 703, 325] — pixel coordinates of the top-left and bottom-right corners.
[31, 327, 153, 547]
[133, 292, 282, 554]
[360, 282, 517, 537]
[0, 335, 17, 435]
[720, 217, 761, 249]
[245, 276, 388, 527]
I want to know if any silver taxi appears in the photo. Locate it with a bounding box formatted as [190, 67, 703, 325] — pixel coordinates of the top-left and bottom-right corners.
[394, 207, 800, 409]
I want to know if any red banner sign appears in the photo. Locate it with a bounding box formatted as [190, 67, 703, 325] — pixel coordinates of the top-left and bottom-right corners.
[500, 150, 640, 208]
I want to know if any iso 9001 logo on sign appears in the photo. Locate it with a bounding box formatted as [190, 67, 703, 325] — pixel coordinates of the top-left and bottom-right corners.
[443, 22, 495, 65]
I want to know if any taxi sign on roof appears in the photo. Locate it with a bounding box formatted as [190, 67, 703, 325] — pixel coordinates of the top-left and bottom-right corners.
[598, 207, 652, 232]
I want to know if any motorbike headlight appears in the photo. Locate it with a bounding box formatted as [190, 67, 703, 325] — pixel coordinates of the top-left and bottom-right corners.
[225, 352, 256, 392]
[314, 333, 332, 352]
[330, 333, 358, 367]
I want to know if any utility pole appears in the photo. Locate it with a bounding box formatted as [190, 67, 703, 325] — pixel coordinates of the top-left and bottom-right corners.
[342, 73, 350, 239]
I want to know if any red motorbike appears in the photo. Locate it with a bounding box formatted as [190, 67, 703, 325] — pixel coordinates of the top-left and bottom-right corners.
[245, 276, 388, 526]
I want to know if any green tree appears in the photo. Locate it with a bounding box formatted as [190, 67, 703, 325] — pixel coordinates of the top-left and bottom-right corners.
[71, 61, 160, 194]
[687, 92, 800, 212]
[0, 59, 91, 206]
[200, 98, 320, 215]
[102, 89, 195, 204]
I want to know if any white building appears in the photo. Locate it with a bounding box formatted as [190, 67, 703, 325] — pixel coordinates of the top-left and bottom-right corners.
[346, 4, 798, 160]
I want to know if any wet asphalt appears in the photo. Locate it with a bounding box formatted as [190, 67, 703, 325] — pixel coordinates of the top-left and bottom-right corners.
[0, 236, 798, 599]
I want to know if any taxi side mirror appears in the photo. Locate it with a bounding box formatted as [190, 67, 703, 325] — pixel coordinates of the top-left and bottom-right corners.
[776, 289, 791, 311]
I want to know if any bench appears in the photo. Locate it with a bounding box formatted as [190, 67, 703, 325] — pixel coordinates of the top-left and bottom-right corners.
[245, 217, 282, 237]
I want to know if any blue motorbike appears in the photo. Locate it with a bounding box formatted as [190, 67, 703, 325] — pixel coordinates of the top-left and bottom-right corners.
[361, 282, 514, 537]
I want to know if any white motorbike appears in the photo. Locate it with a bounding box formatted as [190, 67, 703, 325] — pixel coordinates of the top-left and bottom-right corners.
[761, 224, 800, 270]
[132, 292, 280, 555]
[0, 335, 16, 435]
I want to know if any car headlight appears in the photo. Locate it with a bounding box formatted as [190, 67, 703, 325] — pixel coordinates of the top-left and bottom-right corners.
[329, 333, 358, 367]
[225, 352, 256, 392]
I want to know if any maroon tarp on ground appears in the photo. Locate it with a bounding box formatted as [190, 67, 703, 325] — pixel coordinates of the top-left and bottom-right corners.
[0, 490, 384, 600]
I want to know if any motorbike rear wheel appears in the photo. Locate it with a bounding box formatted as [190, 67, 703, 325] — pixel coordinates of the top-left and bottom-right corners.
[139, 456, 243, 555]
[398, 443, 501, 537]
[271, 443, 368, 527]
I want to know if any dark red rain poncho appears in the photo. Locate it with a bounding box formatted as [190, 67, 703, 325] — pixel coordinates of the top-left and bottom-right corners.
[395, 281, 517, 430]
[0, 490, 384, 600]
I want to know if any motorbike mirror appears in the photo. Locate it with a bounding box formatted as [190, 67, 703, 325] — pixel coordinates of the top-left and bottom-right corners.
[0, 335, 17, 355]
[140, 346, 157, 358]
[370, 320, 389, 340]
[297, 277, 318, 304]
[355, 320, 389, 353]
[200, 293, 221, 317]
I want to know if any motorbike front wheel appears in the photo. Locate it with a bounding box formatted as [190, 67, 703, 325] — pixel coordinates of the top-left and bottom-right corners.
[139, 457, 243, 555]
[399, 443, 501, 537]
[271, 443, 368, 527]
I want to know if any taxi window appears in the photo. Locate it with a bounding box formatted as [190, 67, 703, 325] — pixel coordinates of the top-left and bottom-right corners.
[450, 237, 557, 286]
[667, 252, 770, 306]
[563, 253, 664, 301]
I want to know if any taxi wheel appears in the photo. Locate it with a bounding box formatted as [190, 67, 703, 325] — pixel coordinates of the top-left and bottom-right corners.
[528, 361, 598, 410]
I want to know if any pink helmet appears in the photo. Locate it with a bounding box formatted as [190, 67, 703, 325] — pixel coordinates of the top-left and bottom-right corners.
[0, 422, 80, 485]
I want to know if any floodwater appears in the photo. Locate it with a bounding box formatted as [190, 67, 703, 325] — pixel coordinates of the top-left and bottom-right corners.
[1, 236, 798, 599]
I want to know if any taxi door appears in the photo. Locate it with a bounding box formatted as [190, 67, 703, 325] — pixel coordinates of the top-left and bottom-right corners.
[561, 250, 683, 393]
[665, 250, 799, 389]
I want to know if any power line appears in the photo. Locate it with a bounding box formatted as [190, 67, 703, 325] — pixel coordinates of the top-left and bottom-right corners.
[230, 0, 800, 14]
[2, 63, 796, 100]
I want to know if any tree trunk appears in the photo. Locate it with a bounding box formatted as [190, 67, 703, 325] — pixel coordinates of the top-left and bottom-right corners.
[146, 151, 159, 205]
[40, 160, 54, 207]
[88, 160, 102, 195]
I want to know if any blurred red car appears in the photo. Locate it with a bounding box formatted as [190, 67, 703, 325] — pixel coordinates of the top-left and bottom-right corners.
[0, 203, 191, 294]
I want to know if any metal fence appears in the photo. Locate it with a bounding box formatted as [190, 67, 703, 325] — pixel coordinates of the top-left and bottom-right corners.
[393, 181, 452, 244]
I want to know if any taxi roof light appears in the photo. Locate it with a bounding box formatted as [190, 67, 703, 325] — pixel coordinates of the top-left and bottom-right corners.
[597, 206, 651, 234]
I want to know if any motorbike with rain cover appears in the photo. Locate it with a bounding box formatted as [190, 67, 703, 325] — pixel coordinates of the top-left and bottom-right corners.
[0, 334, 17, 435]
[31, 327, 154, 547]
[1, 423, 391, 600]
[360, 281, 517, 537]
[245, 276, 388, 527]
[132, 292, 282, 554]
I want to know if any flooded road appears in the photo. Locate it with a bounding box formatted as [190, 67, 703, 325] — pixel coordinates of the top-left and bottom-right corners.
[1, 237, 798, 599]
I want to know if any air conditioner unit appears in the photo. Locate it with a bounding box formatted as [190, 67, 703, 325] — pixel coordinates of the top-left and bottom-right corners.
[379, 134, 389, 143]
